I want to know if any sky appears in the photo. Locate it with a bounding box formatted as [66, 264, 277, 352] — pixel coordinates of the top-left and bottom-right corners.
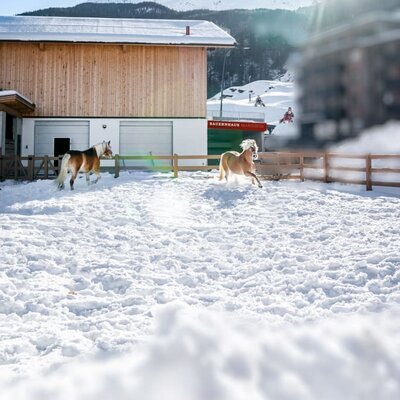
[0, 1, 317, 16]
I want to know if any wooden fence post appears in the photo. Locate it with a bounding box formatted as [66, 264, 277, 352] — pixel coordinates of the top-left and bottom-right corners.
[28, 155, 34, 181]
[324, 152, 330, 183]
[14, 155, 18, 179]
[173, 154, 178, 178]
[44, 155, 49, 179]
[366, 154, 372, 191]
[300, 154, 304, 182]
[114, 154, 120, 178]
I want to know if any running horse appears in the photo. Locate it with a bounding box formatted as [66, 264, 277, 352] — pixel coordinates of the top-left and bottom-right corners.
[55, 141, 113, 190]
[219, 139, 263, 188]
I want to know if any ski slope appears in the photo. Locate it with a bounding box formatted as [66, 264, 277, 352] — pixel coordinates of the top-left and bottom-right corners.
[207, 80, 299, 149]
[207, 80, 296, 126]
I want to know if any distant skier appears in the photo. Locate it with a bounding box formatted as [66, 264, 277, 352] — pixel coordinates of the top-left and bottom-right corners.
[280, 107, 294, 123]
[254, 95, 265, 107]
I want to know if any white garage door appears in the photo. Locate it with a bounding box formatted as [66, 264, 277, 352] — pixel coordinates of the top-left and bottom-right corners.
[120, 121, 173, 167]
[34, 120, 90, 156]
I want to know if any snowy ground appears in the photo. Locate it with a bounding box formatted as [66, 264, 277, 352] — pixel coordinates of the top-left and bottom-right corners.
[1, 171, 400, 399]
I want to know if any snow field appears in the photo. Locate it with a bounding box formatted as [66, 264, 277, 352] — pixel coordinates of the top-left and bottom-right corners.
[1, 171, 400, 398]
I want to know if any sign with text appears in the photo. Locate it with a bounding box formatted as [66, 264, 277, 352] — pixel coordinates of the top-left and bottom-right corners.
[208, 120, 267, 132]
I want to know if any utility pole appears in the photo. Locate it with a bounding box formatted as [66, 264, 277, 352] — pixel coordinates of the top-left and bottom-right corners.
[219, 50, 231, 119]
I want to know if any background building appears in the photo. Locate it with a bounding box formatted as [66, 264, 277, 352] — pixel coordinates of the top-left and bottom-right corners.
[298, 5, 400, 146]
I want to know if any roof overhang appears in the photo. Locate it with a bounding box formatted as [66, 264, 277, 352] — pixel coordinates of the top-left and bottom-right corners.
[0, 15, 236, 48]
[0, 91, 35, 117]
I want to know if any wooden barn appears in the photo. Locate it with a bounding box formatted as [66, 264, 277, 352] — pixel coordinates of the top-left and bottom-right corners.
[0, 15, 235, 165]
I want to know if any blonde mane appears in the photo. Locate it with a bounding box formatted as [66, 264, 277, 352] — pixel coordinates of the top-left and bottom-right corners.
[240, 139, 258, 151]
[93, 141, 111, 158]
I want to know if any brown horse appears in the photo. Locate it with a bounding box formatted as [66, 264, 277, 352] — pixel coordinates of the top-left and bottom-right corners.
[55, 141, 113, 190]
[219, 139, 262, 188]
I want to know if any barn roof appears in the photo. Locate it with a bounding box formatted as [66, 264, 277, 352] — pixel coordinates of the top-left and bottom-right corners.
[0, 15, 236, 47]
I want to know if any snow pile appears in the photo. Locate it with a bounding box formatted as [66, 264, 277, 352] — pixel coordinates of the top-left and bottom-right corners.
[2, 302, 400, 400]
[1, 172, 400, 397]
[331, 121, 400, 154]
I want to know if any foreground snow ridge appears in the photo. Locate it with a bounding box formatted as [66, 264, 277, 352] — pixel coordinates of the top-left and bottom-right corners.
[1, 171, 399, 399]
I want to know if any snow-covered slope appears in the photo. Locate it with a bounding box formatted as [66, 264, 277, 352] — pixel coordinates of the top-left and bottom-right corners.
[1, 172, 400, 399]
[207, 80, 296, 126]
[207, 79, 299, 149]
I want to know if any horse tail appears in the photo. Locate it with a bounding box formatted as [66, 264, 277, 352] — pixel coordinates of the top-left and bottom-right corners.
[54, 153, 71, 189]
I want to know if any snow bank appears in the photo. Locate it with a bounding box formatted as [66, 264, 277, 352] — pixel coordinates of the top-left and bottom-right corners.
[331, 121, 400, 154]
[2, 303, 400, 400]
[264, 121, 300, 150]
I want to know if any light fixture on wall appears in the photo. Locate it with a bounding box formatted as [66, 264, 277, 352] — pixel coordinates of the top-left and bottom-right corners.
[102, 124, 107, 129]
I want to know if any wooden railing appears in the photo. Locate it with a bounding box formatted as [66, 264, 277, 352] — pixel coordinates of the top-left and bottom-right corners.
[255, 152, 400, 190]
[0, 155, 62, 181]
[113, 154, 221, 179]
[1, 152, 400, 191]
[113, 152, 400, 191]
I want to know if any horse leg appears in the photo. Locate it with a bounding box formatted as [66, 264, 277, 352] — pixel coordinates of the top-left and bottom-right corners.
[244, 170, 263, 188]
[219, 156, 226, 181]
[86, 172, 91, 185]
[222, 157, 230, 182]
[219, 167, 225, 181]
[93, 172, 101, 184]
[92, 168, 101, 184]
[69, 167, 78, 190]
[91, 159, 101, 185]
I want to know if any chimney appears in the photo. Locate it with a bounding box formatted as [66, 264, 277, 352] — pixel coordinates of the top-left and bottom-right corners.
[186, 25, 190, 35]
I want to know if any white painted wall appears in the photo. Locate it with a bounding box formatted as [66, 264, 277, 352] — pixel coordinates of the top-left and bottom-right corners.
[90, 119, 120, 152]
[21, 117, 208, 168]
[90, 119, 120, 168]
[21, 118, 35, 155]
[173, 119, 207, 166]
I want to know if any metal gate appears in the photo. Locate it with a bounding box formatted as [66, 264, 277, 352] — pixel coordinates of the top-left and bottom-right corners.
[34, 120, 90, 156]
[119, 121, 173, 168]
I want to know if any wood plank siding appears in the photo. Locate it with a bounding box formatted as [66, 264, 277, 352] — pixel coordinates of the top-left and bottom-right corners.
[0, 42, 207, 118]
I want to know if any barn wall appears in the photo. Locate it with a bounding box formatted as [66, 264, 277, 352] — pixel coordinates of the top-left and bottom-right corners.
[21, 117, 207, 167]
[0, 42, 207, 118]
